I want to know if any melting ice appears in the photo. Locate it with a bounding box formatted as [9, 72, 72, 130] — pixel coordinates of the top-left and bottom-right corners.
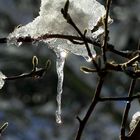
[8, 0, 112, 123]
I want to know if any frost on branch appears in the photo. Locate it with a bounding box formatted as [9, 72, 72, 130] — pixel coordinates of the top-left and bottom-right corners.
[129, 112, 140, 132]
[8, 0, 112, 123]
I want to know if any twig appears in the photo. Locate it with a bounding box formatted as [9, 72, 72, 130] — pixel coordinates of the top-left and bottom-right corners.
[76, 77, 105, 140]
[102, 0, 112, 63]
[99, 95, 140, 102]
[6, 68, 46, 80]
[6, 57, 51, 81]
[0, 122, 8, 136]
[123, 55, 140, 67]
[120, 79, 136, 140]
[81, 55, 140, 78]
[127, 118, 140, 140]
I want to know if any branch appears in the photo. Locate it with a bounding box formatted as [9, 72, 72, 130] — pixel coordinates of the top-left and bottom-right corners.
[120, 79, 136, 140]
[0, 34, 137, 59]
[81, 56, 140, 79]
[99, 94, 140, 102]
[6, 56, 51, 81]
[102, 0, 112, 63]
[76, 77, 105, 140]
[127, 119, 140, 140]
[0, 122, 8, 136]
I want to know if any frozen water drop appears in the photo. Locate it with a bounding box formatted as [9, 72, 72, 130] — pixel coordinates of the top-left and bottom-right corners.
[84, 54, 96, 62]
[17, 42, 22, 47]
[56, 110, 62, 124]
[85, 56, 92, 62]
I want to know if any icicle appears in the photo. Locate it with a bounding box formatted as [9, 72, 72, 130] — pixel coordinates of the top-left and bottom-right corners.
[55, 50, 67, 124]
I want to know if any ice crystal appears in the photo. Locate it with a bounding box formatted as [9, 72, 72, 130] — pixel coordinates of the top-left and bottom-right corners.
[8, 0, 112, 123]
[0, 72, 6, 89]
[130, 112, 140, 131]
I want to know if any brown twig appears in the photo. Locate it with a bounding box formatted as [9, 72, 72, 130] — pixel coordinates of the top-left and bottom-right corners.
[120, 79, 136, 140]
[81, 55, 140, 79]
[102, 0, 112, 63]
[6, 68, 46, 80]
[99, 94, 140, 102]
[127, 118, 140, 140]
[76, 76, 105, 140]
[0, 122, 8, 136]
[6, 57, 51, 81]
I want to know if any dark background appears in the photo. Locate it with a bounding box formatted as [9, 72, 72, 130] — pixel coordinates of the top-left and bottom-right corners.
[0, 0, 140, 140]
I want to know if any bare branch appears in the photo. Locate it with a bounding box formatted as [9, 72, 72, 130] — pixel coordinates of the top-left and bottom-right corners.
[102, 0, 112, 63]
[76, 77, 105, 140]
[120, 79, 136, 140]
[6, 57, 51, 81]
[0, 122, 8, 136]
[99, 94, 140, 102]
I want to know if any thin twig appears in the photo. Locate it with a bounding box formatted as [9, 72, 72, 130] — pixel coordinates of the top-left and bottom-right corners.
[6, 58, 51, 81]
[81, 57, 140, 78]
[5, 68, 46, 80]
[102, 0, 112, 63]
[76, 77, 105, 140]
[99, 95, 140, 102]
[120, 79, 136, 140]
[123, 55, 140, 67]
[0, 122, 8, 136]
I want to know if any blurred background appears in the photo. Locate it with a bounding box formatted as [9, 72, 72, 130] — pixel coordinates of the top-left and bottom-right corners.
[0, 0, 140, 140]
